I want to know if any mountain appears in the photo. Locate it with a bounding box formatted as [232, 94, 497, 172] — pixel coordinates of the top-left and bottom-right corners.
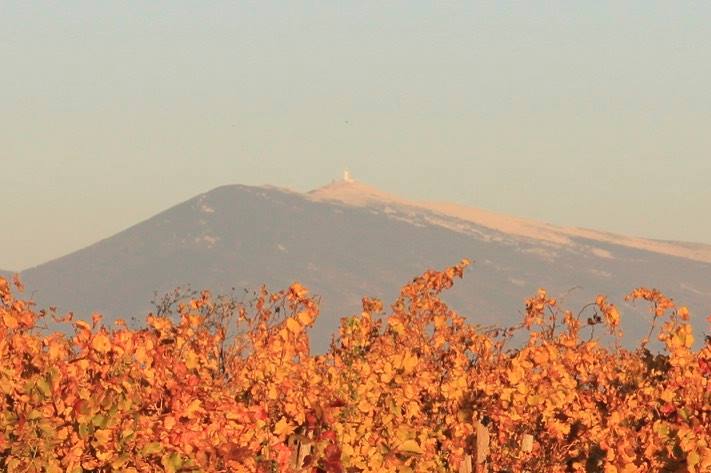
[19, 179, 711, 351]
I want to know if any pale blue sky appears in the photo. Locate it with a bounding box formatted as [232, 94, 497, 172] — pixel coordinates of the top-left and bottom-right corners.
[1, 1, 710, 270]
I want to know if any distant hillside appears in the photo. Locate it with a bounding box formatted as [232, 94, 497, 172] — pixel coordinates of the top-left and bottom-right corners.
[20, 180, 711, 351]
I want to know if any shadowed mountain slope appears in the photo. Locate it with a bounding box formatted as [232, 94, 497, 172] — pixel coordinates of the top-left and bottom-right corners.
[20, 180, 711, 351]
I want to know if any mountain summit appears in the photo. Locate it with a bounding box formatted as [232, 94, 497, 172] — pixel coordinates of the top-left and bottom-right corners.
[308, 175, 409, 207]
[18, 180, 711, 351]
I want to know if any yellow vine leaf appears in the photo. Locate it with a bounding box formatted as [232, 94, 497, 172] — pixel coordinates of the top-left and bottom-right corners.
[398, 439, 424, 455]
[91, 334, 111, 353]
[273, 416, 295, 437]
[286, 317, 301, 334]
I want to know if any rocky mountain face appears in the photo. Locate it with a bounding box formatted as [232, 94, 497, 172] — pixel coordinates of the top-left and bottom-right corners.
[18, 179, 711, 351]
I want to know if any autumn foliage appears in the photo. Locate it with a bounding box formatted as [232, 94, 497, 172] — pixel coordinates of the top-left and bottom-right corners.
[1, 261, 710, 472]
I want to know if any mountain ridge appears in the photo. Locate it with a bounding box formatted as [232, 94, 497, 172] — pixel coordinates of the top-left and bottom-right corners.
[15, 179, 711, 351]
[309, 178, 711, 264]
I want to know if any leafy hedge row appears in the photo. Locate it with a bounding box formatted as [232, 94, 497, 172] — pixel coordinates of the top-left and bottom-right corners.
[0, 261, 709, 472]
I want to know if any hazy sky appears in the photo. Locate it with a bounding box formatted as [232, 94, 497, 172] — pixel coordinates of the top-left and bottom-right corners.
[2, 2, 710, 270]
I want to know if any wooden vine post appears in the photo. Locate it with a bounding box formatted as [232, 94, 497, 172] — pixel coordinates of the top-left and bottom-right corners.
[475, 420, 490, 473]
[288, 435, 312, 469]
[458, 454, 473, 473]
[459, 419, 490, 473]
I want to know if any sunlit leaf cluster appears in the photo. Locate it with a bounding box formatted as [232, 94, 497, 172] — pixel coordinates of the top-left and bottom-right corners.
[0, 262, 709, 472]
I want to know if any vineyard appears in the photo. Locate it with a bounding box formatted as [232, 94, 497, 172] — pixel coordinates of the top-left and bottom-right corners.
[0, 260, 709, 472]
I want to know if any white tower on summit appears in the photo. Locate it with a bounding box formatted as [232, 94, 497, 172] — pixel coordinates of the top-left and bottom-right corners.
[343, 169, 354, 183]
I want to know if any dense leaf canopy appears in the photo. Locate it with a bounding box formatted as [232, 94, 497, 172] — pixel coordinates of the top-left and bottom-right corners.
[0, 262, 709, 472]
